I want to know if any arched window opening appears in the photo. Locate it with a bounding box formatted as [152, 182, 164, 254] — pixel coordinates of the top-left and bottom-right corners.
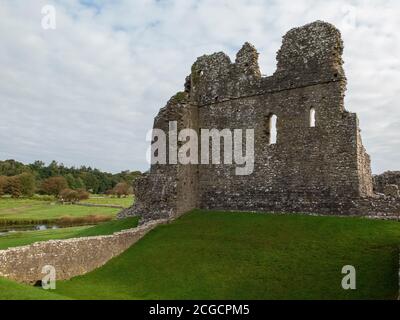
[310, 107, 316, 127]
[269, 114, 277, 145]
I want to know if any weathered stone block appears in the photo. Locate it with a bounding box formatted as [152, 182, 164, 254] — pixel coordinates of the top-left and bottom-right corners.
[384, 184, 400, 198]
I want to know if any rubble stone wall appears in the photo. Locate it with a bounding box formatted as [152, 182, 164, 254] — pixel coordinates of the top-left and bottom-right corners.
[373, 171, 400, 194]
[0, 219, 168, 284]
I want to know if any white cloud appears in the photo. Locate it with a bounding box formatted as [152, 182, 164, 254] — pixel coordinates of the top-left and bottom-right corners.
[0, 0, 399, 173]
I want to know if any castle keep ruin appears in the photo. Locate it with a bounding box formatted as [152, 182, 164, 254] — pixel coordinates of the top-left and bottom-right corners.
[121, 21, 400, 221]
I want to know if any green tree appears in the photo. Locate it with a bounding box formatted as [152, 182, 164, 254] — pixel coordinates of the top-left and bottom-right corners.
[80, 172, 100, 194]
[17, 172, 36, 196]
[48, 160, 60, 176]
[0, 159, 141, 195]
[0, 160, 28, 176]
[65, 173, 76, 189]
[75, 177, 85, 189]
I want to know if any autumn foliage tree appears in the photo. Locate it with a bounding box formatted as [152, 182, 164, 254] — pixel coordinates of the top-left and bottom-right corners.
[41, 176, 68, 196]
[0, 176, 8, 196]
[59, 188, 78, 203]
[59, 188, 90, 203]
[0, 174, 35, 197]
[76, 188, 90, 201]
[6, 176, 22, 198]
[112, 182, 131, 198]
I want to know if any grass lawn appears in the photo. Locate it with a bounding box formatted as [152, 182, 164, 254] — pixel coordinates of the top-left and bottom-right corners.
[0, 277, 69, 300]
[0, 217, 139, 250]
[1, 210, 398, 300]
[81, 195, 134, 208]
[0, 198, 121, 224]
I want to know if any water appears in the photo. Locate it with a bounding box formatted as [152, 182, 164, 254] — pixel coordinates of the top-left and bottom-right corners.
[0, 224, 59, 236]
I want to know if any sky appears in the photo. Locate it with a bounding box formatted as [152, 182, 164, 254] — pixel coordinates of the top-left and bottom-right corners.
[0, 0, 399, 174]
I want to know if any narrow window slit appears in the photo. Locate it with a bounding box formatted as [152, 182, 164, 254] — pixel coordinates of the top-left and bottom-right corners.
[310, 107, 316, 127]
[264, 114, 278, 145]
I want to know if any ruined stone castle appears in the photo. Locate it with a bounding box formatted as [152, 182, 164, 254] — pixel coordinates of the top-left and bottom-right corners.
[121, 21, 400, 221]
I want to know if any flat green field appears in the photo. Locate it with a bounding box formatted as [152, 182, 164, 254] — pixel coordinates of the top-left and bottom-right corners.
[81, 196, 134, 208]
[1, 210, 399, 300]
[0, 197, 130, 224]
[0, 196, 135, 250]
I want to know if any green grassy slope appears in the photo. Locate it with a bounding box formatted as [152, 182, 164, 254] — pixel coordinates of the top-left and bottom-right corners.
[0, 217, 139, 250]
[0, 277, 69, 300]
[1, 211, 399, 300]
[53, 211, 400, 300]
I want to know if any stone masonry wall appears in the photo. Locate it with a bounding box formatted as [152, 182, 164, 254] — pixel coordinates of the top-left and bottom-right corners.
[374, 171, 400, 194]
[0, 219, 168, 284]
[121, 21, 400, 221]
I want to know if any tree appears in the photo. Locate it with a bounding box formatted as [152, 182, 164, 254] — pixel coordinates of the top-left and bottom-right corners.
[59, 188, 89, 203]
[59, 188, 78, 203]
[48, 160, 60, 177]
[65, 173, 77, 189]
[0, 160, 27, 176]
[0, 159, 142, 196]
[80, 172, 100, 194]
[0, 176, 8, 196]
[17, 172, 36, 196]
[74, 177, 85, 189]
[112, 182, 130, 198]
[6, 176, 22, 198]
[41, 176, 68, 196]
[29, 160, 45, 173]
[76, 188, 90, 201]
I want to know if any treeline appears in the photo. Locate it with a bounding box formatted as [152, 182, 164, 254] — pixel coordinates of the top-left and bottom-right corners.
[0, 160, 141, 197]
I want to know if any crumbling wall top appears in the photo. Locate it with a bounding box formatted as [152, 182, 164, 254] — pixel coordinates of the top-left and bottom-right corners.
[188, 20, 346, 106]
[276, 21, 344, 75]
[235, 42, 261, 77]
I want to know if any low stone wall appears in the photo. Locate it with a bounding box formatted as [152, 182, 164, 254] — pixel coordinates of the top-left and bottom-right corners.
[352, 196, 400, 220]
[65, 202, 125, 209]
[77, 203, 125, 209]
[0, 219, 168, 284]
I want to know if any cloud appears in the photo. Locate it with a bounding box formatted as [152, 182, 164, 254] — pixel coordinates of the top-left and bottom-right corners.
[0, 0, 399, 174]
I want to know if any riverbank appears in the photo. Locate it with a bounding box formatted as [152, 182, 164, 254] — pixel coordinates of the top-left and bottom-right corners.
[0, 195, 134, 246]
[0, 217, 139, 250]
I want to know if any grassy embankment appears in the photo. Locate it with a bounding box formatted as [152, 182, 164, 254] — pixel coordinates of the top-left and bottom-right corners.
[1, 210, 399, 300]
